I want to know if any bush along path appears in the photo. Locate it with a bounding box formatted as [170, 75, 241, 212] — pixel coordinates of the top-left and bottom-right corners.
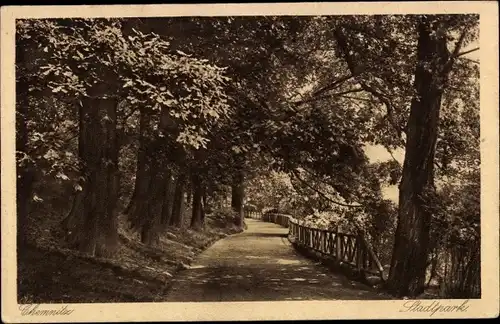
[165, 219, 389, 301]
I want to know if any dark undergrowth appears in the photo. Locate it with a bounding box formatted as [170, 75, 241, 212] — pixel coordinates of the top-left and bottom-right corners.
[18, 182, 243, 303]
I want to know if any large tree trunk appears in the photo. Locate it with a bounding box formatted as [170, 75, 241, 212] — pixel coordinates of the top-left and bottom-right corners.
[140, 163, 171, 246]
[169, 172, 186, 227]
[95, 98, 120, 256]
[186, 185, 192, 206]
[126, 104, 182, 242]
[126, 109, 152, 231]
[65, 96, 120, 257]
[160, 173, 175, 229]
[231, 169, 245, 228]
[126, 109, 177, 245]
[202, 191, 210, 214]
[190, 174, 205, 230]
[387, 18, 450, 297]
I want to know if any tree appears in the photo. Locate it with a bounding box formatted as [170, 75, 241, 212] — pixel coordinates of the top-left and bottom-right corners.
[17, 19, 124, 256]
[329, 15, 479, 296]
[270, 14, 479, 296]
[18, 18, 232, 251]
[384, 16, 478, 297]
[124, 53, 231, 240]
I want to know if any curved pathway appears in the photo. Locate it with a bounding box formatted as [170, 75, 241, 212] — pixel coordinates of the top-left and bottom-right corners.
[165, 219, 388, 301]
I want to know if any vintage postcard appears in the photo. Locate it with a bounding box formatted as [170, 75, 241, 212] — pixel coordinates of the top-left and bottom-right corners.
[1, 1, 499, 322]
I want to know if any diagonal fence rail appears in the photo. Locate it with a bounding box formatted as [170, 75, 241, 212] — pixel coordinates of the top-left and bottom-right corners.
[245, 210, 386, 283]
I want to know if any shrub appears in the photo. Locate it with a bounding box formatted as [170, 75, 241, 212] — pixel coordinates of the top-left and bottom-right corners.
[209, 206, 238, 228]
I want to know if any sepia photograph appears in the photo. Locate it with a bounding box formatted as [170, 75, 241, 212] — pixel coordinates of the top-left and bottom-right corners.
[1, 2, 499, 322]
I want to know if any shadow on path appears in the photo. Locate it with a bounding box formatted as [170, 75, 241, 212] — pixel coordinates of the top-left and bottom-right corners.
[165, 219, 389, 301]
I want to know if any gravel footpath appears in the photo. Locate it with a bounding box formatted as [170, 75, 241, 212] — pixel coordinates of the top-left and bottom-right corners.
[165, 219, 388, 301]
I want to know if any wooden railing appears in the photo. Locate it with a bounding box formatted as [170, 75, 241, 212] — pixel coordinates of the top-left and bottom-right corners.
[247, 210, 386, 282]
[244, 210, 262, 220]
[288, 218, 385, 279]
[262, 213, 290, 227]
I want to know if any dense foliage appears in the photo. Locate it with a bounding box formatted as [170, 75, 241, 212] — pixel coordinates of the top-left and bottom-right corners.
[16, 15, 480, 298]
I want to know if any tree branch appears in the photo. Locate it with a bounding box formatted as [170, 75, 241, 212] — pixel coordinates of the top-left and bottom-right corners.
[451, 29, 470, 59]
[333, 27, 406, 144]
[294, 87, 364, 106]
[291, 169, 363, 208]
[457, 46, 479, 58]
[457, 56, 479, 64]
[442, 27, 470, 75]
[341, 95, 373, 103]
[310, 73, 357, 98]
[384, 147, 401, 165]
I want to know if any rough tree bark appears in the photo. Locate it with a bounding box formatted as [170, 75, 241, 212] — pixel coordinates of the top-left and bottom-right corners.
[231, 169, 245, 228]
[386, 18, 452, 297]
[96, 97, 120, 256]
[169, 172, 187, 227]
[186, 184, 192, 206]
[190, 173, 205, 230]
[140, 163, 172, 245]
[126, 108, 177, 245]
[65, 94, 120, 257]
[160, 173, 175, 229]
[202, 191, 210, 214]
[126, 109, 152, 231]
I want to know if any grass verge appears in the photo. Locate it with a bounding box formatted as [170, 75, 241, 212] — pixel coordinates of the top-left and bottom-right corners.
[18, 198, 243, 303]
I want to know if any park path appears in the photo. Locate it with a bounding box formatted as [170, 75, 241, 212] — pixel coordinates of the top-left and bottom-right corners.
[165, 219, 388, 301]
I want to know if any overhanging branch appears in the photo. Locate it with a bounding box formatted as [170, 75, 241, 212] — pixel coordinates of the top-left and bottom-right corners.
[291, 169, 363, 208]
[294, 87, 364, 106]
[341, 95, 373, 103]
[457, 56, 479, 64]
[457, 47, 479, 58]
[333, 27, 406, 144]
[311, 73, 357, 98]
[442, 27, 470, 75]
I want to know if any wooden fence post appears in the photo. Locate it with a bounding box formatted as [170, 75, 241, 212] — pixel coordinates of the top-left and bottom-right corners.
[356, 233, 363, 273]
[335, 226, 341, 261]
